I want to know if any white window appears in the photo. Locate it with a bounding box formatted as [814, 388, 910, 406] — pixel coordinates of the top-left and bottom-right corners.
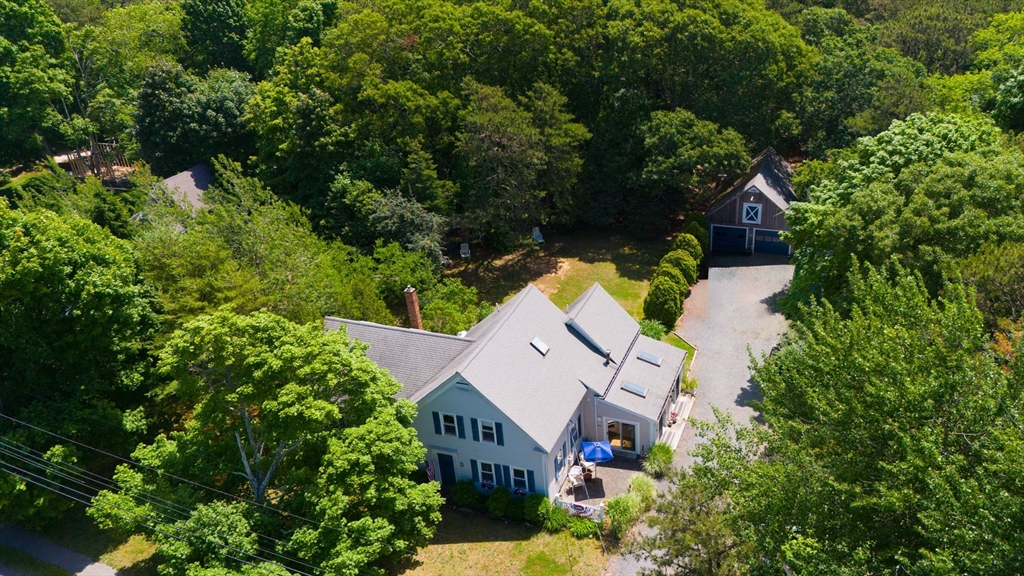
[742, 203, 761, 224]
[569, 421, 578, 448]
[441, 413, 457, 436]
[512, 467, 528, 491]
[479, 461, 496, 484]
[555, 446, 564, 472]
[481, 420, 496, 443]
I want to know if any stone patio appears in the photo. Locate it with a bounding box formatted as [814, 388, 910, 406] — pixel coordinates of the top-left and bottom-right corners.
[557, 454, 643, 507]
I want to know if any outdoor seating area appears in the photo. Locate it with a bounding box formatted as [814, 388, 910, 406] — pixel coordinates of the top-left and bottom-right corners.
[558, 440, 643, 507]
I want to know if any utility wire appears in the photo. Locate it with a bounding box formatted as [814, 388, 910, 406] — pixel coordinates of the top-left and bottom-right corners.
[0, 440, 330, 576]
[0, 437, 325, 573]
[0, 459, 308, 576]
[0, 412, 342, 535]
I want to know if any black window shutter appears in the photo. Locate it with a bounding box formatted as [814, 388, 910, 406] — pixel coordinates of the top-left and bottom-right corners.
[494, 463, 504, 487]
[527, 470, 536, 493]
[577, 414, 582, 439]
[496, 422, 504, 446]
[471, 418, 479, 442]
[502, 465, 511, 488]
[432, 412, 441, 435]
[456, 415, 466, 439]
[471, 459, 479, 483]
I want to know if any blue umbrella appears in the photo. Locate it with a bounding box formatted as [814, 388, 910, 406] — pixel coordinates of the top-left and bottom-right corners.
[581, 441, 613, 462]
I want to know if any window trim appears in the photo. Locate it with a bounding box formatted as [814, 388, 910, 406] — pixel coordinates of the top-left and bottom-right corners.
[555, 445, 564, 474]
[478, 461, 496, 485]
[480, 419, 496, 443]
[742, 202, 762, 224]
[441, 412, 458, 436]
[511, 467, 528, 491]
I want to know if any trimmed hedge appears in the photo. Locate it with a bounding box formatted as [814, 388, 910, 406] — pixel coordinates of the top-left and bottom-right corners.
[524, 493, 549, 525]
[684, 212, 708, 229]
[487, 486, 511, 517]
[670, 233, 703, 263]
[653, 263, 687, 291]
[506, 497, 525, 522]
[450, 481, 481, 509]
[682, 221, 709, 253]
[660, 250, 698, 285]
[643, 277, 682, 328]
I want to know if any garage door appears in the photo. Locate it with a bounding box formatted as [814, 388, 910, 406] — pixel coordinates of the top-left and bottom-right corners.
[711, 225, 747, 252]
[753, 230, 790, 255]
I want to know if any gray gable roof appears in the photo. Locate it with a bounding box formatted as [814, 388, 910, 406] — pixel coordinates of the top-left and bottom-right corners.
[707, 148, 796, 216]
[605, 335, 687, 421]
[564, 283, 640, 365]
[162, 164, 213, 209]
[323, 318, 473, 400]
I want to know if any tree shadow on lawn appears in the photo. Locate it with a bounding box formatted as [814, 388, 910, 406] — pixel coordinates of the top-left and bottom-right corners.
[450, 230, 665, 304]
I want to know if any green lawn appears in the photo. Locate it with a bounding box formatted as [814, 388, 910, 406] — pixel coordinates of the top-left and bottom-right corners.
[0, 544, 73, 576]
[33, 508, 158, 576]
[392, 507, 607, 576]
[451, 230, 665, 318]
[662, 332, 696, 377]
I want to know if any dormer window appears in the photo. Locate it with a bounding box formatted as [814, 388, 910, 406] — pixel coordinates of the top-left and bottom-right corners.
[742, 203, 761, 224]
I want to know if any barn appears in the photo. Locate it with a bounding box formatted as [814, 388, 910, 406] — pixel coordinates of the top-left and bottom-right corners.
[705, 148, 797, 256]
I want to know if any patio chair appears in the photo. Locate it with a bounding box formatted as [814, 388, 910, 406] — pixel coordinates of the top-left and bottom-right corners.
[460, 243, 471, 259]
[532, 227, 545, 246]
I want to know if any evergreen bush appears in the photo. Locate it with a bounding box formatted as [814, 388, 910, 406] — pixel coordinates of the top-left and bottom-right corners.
[506, 497, 525, 522]
[682, 221, 709, 253]
[642, 443, 674, 479]
[684, 212, 708, 229]
[450, 481, 479, 509]
[643, 277, 682, 328]
[653, 263, 687, 292]
[670, 233, 703, 263]
[487, 486, 511, 517]
[524, 493, 549, 525]
[660, 250, 698, 285]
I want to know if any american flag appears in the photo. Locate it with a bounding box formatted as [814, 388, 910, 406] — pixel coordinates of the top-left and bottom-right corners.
[426, 460, 435, 481]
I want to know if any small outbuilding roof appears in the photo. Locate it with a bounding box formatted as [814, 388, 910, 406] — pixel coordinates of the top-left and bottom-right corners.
[162, 164, 213, 209]
[707, 148, 797, 215]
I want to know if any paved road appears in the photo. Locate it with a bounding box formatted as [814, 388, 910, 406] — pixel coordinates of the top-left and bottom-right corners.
[674, 255, 793, 467]
[0, 525, 118, 576]
[603, 256, 792, 575]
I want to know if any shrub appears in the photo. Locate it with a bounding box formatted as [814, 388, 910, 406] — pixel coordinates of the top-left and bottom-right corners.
[629, 472, 658, 508]
[638, 318, 667, 340]
[660, 250, 698, 285]
[450, 481, 479, 509]
[643, 277, 682, 328]
[606, 492, 644, 539]
[544, 504, 571, 533]
[653, 263, 687, 292]
[506, 497, 525, 522]
[524, 493, 549, 525]
[684, 212, 708, 229]
[670, 233, 703, 263]
[568, 515, 600, 539]
[682, 221, 709, 253]
[681, 375, 698, 392]
[487, 486, 511, 517]
[642, 443, 674, 479]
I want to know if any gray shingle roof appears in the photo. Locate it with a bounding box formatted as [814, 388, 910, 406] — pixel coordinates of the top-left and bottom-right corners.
[323, 318, 473, 400]
[604, 335, 687, 421]
[564, 283, 640, 365]
[708, 148, 797, 215]
[162, 164, 213, 209]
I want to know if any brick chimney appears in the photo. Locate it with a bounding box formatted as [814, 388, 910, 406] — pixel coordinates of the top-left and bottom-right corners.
[404, 286, 423, 330]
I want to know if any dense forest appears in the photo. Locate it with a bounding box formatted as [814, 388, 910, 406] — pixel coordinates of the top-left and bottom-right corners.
[4, 0, 1024, 573]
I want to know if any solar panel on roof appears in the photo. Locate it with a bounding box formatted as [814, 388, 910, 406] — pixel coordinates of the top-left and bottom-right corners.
[622, 381, 647, 398]
[637, 351, 662, 366]
[531, 336, 549, 356]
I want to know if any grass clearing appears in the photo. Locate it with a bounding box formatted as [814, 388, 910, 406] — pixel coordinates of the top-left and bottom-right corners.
[451, 231, 665, 318]
[33, 507, 158, 576]
[662, 332, 696, 376]
[393, 507, 606, 576]
[0, 544, 73, 576]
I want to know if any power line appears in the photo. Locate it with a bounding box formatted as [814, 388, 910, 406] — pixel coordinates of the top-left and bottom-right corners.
[0, 459, 307, 576]
[0, 436, 323, 572]
[0, 412, 342, 536]
[0, 440, 330, 576]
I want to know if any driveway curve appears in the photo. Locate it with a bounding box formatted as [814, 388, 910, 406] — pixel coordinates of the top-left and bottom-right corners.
[674, 255, 793, 468]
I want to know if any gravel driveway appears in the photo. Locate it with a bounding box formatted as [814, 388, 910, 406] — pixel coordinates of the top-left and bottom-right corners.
[674, 255, 793, 468]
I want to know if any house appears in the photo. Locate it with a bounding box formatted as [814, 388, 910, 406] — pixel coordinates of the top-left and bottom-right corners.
[162, 164, 212, 210]
[324, 283, 687, 498]
[706, 148, 797, 255]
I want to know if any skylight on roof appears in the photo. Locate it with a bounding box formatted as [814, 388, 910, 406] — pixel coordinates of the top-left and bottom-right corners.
[622, 381, 648, 398]
[637, 351, 662, 367]
[531, 336, 549, 356]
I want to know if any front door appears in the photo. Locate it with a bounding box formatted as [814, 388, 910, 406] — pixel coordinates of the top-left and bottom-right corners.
[436, 453, 457, 486]
[607, 420, 637, 452]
